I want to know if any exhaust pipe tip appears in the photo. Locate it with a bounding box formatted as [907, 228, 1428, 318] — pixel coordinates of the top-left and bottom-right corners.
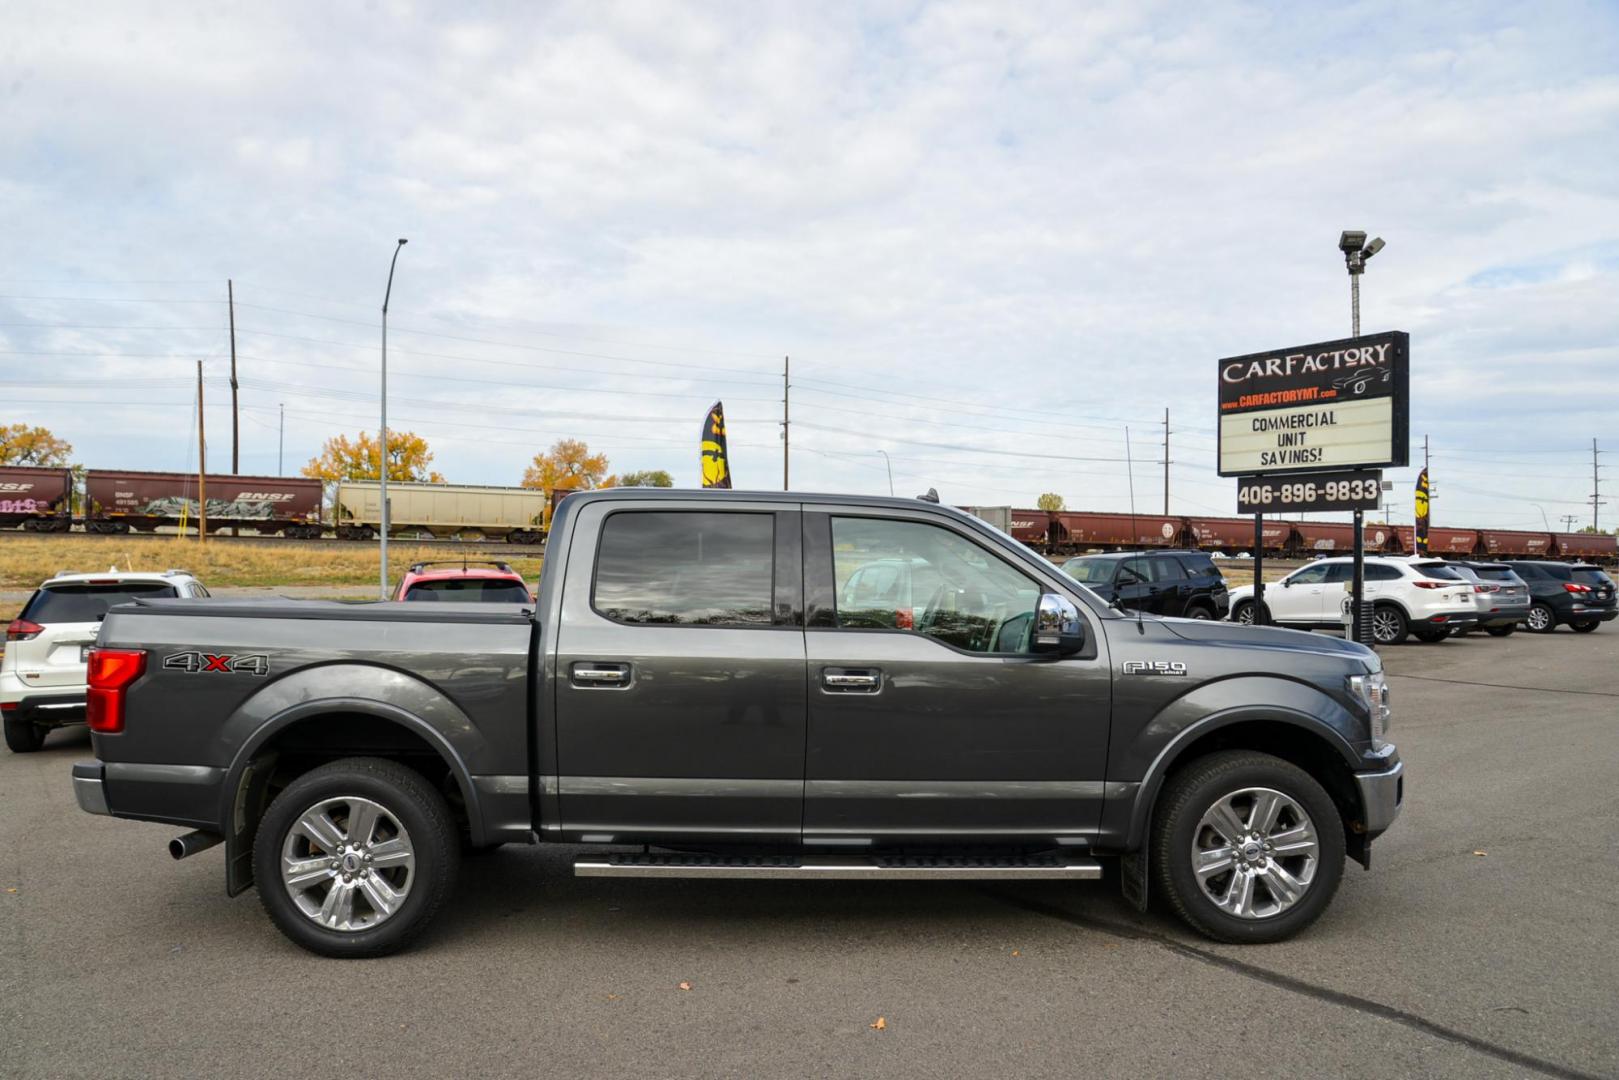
[169, 830, 223, 860]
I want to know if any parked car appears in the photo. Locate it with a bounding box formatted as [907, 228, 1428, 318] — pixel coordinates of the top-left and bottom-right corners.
[74, 489, 1401, 956]
[392, 561, 532, 603]
[1227, 556, 1477, 645]
[3, 569, 208, 752]
[1061, 550, 1230, 619]
[1503, 561, 1618, 633]
[1451, 562, 1532, 637]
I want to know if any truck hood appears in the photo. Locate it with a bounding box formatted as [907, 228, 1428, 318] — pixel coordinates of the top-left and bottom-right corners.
[1159, 616, 1378, 667]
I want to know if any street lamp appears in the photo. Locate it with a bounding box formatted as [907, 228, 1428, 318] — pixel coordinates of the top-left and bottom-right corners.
[380, 238, 408, 601]
[877, 449, 894, 495]
[1338, 230, 1384, 338]
[1337, 230, 1385, 645]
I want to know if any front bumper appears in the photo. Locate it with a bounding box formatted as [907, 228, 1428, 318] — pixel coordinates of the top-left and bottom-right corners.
[1354, 759, 1404, 836]
[72, 762, 110, 816]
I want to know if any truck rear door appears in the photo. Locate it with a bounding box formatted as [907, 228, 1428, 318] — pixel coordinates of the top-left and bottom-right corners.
[548, 500, 806, 845]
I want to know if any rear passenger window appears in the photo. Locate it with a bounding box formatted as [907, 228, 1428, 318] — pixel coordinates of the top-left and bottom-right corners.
[1149, 557, 1185, 582]
[593, 511, 774, 626]
[1365, 564, 1401, 581]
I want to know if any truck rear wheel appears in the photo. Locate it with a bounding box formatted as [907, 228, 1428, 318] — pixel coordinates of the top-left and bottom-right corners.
[253, 757, 460, 958]
[4, 716, 47, 753]
[1152, 750, 1345, 944]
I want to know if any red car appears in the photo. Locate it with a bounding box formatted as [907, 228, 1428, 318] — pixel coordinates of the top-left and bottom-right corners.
[392, 561, 533, 603]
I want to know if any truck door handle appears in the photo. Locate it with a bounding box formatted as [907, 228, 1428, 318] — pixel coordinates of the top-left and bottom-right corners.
[821, 667, 881, 693]
[571, 662, 631, 688]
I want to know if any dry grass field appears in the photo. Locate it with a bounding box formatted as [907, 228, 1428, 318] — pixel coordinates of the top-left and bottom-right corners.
[0, 536, 543, 593]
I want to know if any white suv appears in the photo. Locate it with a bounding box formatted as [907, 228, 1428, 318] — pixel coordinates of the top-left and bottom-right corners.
[1227, 556, 1478, 645]
[2, 569, 209, 752]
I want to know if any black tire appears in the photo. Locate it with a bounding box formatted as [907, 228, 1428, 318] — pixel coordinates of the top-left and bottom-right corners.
[1152, 750, 1345, 944]
[1185, 605, 1213, 620]
[1412, 628, 1448, 643]
[253, 757, 460, 958]
[1571, 620, 1600, 633]
[1232, 601, 1255, 625]
[1526, 603, 1556, 633]
[1485, 625, 1515, 637]
[1371, 604, 1408, 645]
[4, 717, 47, 753]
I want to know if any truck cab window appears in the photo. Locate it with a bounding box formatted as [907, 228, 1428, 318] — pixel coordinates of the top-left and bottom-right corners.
[593, 511, 774, 626]
[831, 517, 1040, 653]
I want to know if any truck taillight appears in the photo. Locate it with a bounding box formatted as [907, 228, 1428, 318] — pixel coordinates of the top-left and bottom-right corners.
[87, 648, 146, 734]
[6, 618, 44, 641]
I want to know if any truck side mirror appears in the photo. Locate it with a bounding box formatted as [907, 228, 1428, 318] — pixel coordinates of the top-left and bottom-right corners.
[1032, 593, 1086, 656]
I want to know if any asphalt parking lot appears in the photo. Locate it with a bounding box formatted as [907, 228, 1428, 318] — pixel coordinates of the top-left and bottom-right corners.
[3, 628, 1616, 1079]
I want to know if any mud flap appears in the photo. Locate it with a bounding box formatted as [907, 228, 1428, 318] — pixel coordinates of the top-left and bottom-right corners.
[1347, 830, 1372, 870]
[224, 756, 275, 897]
[1120, 846, 1149, 913]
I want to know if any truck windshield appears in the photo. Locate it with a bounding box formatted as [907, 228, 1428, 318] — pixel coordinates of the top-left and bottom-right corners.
[22, 582, 176, 623]
[404, 580, 532, 603]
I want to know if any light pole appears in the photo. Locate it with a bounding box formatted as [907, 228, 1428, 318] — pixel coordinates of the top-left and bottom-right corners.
[1339, 230, 1385, 644]
[877, 449, 894, 495]
[380, 238, 408, 600]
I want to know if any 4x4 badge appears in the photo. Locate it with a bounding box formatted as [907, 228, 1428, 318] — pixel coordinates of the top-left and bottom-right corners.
[164, 652, 270, 676]
[1122, 660, 1188, 677]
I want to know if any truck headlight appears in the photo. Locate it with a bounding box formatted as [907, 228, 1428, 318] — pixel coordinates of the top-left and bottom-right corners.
[1349, 670, 1392, 747]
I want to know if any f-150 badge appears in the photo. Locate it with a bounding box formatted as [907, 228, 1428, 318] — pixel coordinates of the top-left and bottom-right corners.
[164, 652, 270, 676]
[1123, 660, 1188, 676]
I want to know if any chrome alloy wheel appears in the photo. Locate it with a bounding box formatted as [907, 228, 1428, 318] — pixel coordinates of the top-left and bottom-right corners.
[280, 796, 415, 932]
[1191, 787, 1319, 919]
[1372, 609, 1402, 644]
[1235, 603, 1255, 625]
[1526, 606, 1552, 631]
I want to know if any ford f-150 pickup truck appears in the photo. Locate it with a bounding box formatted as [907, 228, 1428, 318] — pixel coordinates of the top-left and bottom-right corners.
[72, 489, 1402, 957]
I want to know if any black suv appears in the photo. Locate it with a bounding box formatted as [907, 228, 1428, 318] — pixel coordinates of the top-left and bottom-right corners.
[1501, 561, 1618, 633]
[1062, 550, 1230, 619]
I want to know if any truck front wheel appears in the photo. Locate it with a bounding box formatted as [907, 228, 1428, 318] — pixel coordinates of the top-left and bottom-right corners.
[1151, 750, 1345, 944]
[253, 757, 460, 958]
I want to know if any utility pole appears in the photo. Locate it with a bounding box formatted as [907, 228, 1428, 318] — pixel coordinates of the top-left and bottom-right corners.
[1594, 438, 1605, 532]
[228, 279, 239, 474]
[196, 361, 207, 543]
[782, 356, 790, 491]
[1161, 407, 1171, 515]
[1425, 433, 1431, 525]
[278, 403, 284, 475]
[1562, 514, 1580, 532]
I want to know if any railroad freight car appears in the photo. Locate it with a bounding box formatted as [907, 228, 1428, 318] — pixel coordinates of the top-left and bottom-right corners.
[0, 465, 73, 531]
[1552, 531, 1619, 561]
[1479, 530, 1553, 558]
[1050, 511, 1183, 553]
[959, 506, 1055, 549]
[333, 480, 547, 542]
[1184, 516, 1292, 553]
[83, 471, 324, 537]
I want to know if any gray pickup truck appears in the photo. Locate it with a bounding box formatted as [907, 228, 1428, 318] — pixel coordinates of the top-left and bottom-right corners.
[73, 489, 1402, 957]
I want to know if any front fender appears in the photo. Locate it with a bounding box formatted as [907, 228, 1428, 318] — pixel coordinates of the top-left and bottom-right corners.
[218, 662, 489, 894]
[1107, 674, 1366, 851]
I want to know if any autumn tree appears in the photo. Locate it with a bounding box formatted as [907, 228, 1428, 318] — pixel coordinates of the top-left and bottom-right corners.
[1037, 492, 1066, 511]
[522, 439, 610, 495]
[302, 431, 445, 483]
[613, 469, 674, 488]
[0, 423, 73, 466]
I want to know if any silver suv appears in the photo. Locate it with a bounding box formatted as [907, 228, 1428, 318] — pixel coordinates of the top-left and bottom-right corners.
[1452, 562, 1532, 637]
[2, 569, 209, 752]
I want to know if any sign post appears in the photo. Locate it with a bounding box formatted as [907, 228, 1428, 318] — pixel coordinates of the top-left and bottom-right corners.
[1219, 331, 1409, 644]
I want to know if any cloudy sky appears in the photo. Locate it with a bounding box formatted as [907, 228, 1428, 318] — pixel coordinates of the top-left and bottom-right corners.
[4, 1, 1616, 530]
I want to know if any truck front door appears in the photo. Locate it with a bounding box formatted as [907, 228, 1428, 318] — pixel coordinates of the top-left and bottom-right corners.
[801, 510, 1110, 847]
[549, 502, 806, 845]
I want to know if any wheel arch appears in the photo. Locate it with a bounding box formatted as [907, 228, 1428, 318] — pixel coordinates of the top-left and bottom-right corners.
[1124, 708, 1365, 856]
[217, 678, 488, 895]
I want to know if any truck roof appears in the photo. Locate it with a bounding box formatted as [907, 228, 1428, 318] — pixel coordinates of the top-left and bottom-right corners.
[557, 488, 974, 514]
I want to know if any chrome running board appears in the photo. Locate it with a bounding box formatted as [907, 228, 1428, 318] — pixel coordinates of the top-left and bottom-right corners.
[574, 853, 1103, 880]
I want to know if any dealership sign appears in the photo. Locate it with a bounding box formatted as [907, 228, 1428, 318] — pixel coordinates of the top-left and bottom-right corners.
[1217, 331, 1409, 477]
